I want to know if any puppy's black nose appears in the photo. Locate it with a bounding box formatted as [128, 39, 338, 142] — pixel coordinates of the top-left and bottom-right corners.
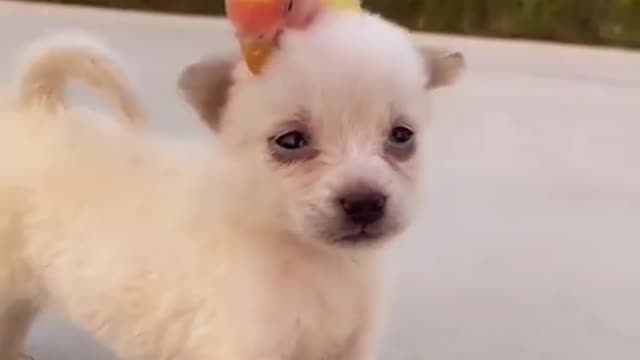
[340, 192, 386, 226]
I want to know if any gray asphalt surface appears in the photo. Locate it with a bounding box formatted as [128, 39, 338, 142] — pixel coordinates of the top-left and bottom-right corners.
[1, 2, 639, 359]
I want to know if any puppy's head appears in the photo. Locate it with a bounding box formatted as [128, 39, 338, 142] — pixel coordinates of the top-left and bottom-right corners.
[179, 12, 464, 248]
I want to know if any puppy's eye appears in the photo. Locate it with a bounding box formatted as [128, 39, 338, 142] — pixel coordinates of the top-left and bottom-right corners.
[385, 125, 416, 161]
[270, 129, 318, 164]
[285, 0, 294, 13]
[275, 130, 307, 150]
[388, 126, 414, 145]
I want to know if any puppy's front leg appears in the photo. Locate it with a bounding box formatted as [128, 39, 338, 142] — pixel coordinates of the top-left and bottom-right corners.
[340, 328, 377, 360]
[341, 343, 376, 360]
[0, 301, 37, 360]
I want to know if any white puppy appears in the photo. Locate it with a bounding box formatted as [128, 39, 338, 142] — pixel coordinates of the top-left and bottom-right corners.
[0, 12, 463, 360]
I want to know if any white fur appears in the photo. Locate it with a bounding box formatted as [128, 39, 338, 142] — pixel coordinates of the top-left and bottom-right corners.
[0, 11, 463, 360]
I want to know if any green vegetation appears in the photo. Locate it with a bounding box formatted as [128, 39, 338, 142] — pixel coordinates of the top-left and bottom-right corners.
[366, 0, 640, 48]
[30, 0, 640, 48]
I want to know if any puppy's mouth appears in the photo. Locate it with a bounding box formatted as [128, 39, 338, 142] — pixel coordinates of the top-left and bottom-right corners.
[334, 226, 387, 245]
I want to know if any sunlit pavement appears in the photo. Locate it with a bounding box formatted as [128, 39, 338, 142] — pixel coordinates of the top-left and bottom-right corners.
[1, 1, 639, 359]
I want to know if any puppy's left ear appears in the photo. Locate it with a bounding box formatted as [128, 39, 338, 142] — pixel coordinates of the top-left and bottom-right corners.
[422, 47, 466, 90]
[178, 54, 240, 131]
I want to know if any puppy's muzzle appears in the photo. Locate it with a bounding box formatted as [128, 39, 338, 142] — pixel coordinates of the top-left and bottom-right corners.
[331, 187, 392, 244]
[339, 191, 386, 226]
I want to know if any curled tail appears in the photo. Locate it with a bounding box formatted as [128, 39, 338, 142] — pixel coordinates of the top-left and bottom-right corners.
[17, 32, 146, 128]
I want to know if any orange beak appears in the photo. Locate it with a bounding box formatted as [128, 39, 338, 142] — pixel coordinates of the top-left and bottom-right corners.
[240, 39, 276, 75]
[226, 0, 284, 74]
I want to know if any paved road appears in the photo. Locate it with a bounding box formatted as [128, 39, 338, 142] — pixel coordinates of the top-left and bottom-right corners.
[1, 2, 639, 359]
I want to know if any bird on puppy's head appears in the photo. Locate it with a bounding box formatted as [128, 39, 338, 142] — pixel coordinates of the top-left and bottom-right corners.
[225, 0, 362, 74]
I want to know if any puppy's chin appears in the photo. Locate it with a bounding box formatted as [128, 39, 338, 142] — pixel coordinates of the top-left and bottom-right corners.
[292, 210, 409, 249]
[330, 224, 404, 247]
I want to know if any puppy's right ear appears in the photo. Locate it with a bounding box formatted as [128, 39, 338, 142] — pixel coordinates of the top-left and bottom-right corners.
[178, 54, 240, 131]
[422, 47, 465, 90]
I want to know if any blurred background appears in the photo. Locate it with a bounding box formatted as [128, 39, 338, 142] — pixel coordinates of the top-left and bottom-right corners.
[26, 0, 640, 48]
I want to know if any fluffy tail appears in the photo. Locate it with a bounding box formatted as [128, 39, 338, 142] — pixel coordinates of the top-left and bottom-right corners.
[16, 32, 146, 128]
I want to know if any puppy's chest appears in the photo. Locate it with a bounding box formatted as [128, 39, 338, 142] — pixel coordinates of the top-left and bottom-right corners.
[265, 256, 373, 359]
